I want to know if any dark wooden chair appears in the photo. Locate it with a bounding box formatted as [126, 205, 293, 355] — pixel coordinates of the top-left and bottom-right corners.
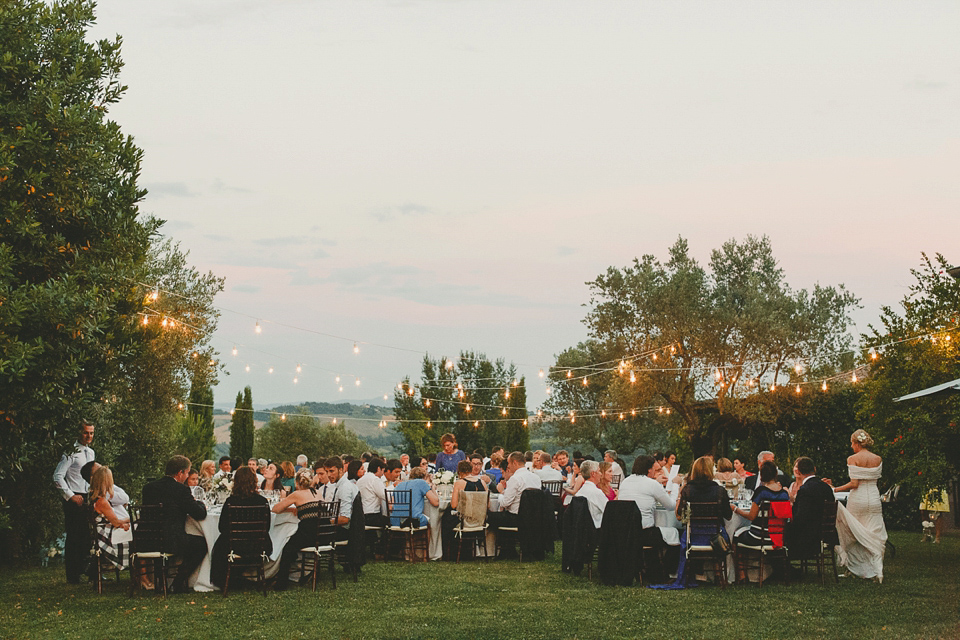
[221, 505, 271, 596]
[734, 501, 791, 587]
[385, 489, 428, 563]
[295, 501, 340, 591]
[128, 504, 173, 597]
[685, 502, 729, 589]
[88, 505, 122, 594]
[796, 500, 840, 584]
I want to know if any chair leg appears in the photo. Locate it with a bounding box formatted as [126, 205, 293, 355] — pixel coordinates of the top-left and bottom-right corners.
[330, 553, 337, 590]
[223, 564, 230, 597]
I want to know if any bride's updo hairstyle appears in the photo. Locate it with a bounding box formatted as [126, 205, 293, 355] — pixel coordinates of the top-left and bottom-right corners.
[851, 429, 874, 449]
[295, 468, 313, 490]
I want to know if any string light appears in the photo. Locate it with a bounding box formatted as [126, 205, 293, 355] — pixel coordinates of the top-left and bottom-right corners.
[161, 317, 168, 327]
[353, 342, 359, 354]
[473, 421, 479, 429]
[281, 413, 286, 421]
[232, 346, 238, 356]
[229, 409, 235, 416]
[465, 404, 472, 412]
[355, 379, 361, 386]
[582, 377, 589, 386]
[822, 381, 828, 391]
[522, 419, 528, 427]
[505, 390, 510, 399]
[851, 372, 858, 383]
[245, 365, 250, 373]
[336, 375, 341, 384]
[770, 383, 776, 391]
[177, 402, 184, 410]
[502, 408, 507, 416]
[425, 399, 431, 407]
[426, 421, 431, 429]
[567, 371, 573, 378]
[539, 369, 544, 378]
[601, 410, 607, 418]
[795, 384, 801, 394]
[293, 377, 298, 384]
[255, 321, 261, 334]
[296, 363, 301, 373]
[142, 316, 149, 326]
[794, 362, 803, 374]
[268, 367, 274, 374]
[512, 379, 518, 387]
[445, 359, 454, 370]
[408, 387, 415, 396]
[383, 394, 389, 401]
[630, 371, 636, 383]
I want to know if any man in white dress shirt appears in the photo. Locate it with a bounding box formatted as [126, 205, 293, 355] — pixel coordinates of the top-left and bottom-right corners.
[356, 458, 388, 526]
[617, 455, 678, 581]
[604, 450, 625, 487]
[575, 460, 609, 529]
[533, 452, 564, 482]
[52, 421, 96, 584]
[324, 457, 359, 539]
[488, 452, 542, 531]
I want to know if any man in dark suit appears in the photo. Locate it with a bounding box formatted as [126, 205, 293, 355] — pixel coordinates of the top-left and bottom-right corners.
[745, 451, 792, 490]
[142, 455, 207, 593]
[784, 456, 835, 562]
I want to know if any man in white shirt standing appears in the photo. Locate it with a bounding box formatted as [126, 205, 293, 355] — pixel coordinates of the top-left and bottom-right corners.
[52, 421, 96, 584]
[399, 454, 411, 482]
[575, 460, 609, 529]
[489, 451, 542, 531]
[617, 455, 678, 581]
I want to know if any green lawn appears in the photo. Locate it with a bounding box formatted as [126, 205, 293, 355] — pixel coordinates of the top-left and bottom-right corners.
[1, 532, 957, 639]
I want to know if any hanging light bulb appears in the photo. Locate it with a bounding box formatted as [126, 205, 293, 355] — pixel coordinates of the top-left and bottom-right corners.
[281, 413, 286, 421]
[770, 383, 776, 391]
[355, 379, 361, 386]
[339, 386, 344, 393]
[652, 353, 657, 361]
[458, 389, 464, 398]
[566, 370, 572, 378]
[336, 375, 341, 383]
[631, 409, 636, 416]
[502, 407, 508, 416]
[538, 369, 544, 378]
[870, 350, 878, 359]
[232, 346, 238, 356]
[245, 365, 250, 373]
[398, 383, 404, 390]
[822, 380, 828, 391]
[445, 359, 454, 370]
[601, 410, 607, 418]
[546, 387, 552, 395]
[408, 387, 415, 396]
[505, 390, 510, 399]
[426, 421, 431, 429]
[630, 371, 636, 383]
[466, 404, 472, 412]
[293, 377, 298, 384]
[332, 418, 337, 425]
[473, 421, 479, 429]
[512, 379, 518, 387]
[620, 413, 625, 420]
[522, 419, 528, 427]
[168, 319, 176, 328]
[582, 377, 589, 386]
[229, 409, 235, 416]
[353, 342, 359, 354]
[383, 394, 389, 401]
[537, 410, 543, 418]
[670, 345, 676, 354]
[177, 402, 184, 410]
[296, 363, 301, 373]
[150, 288, 159, 302]
[268, 367, 274, 374]
[851, 372, 858, 383]
[425, 399, 431, 407]
[715, 369, 722, 381]
[142, 315, 149, 325]
[795, 384, 801, 394]
[255, 321, 261, 334]
[161, 317, 168, 327]
[665, 408, 671, 415]
[658, 406, 664, 414]
[794, 362, 803, 374]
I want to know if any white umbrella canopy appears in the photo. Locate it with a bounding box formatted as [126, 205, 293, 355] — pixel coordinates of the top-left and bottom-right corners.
[893, 378, 960, 402]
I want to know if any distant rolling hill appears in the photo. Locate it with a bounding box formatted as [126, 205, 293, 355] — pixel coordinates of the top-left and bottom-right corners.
[213, 401, 398, 444]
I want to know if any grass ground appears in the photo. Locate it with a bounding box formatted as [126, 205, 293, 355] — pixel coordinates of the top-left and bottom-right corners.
[1, 532, 957, 639]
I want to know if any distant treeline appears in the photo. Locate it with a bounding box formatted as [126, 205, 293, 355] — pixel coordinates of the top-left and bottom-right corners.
[251, 401, 392, 423]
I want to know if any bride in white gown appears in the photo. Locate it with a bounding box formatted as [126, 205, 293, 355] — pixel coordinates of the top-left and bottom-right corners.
[830, 429, 887, 582]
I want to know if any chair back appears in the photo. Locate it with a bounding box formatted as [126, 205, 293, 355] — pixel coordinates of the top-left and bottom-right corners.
[130, 504, 165, 554]
[386, 488, 413, 526]
[225, 505, 270, 560]
[541, 480, 564, 498]
[686, 501, 722, 546]
[313, 500, 340, 548]
[457, 490, 489, 529]
[820, 499, 839, 546]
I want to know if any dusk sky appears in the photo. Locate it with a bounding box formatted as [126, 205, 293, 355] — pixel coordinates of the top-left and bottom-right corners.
[88, 1, 959, 410]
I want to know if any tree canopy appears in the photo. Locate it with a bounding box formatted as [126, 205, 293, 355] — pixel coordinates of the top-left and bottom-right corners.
[255, 412, 372, 463]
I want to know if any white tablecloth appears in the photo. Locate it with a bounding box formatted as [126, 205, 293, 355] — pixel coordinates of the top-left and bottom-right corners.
[185, 506, 300, 592]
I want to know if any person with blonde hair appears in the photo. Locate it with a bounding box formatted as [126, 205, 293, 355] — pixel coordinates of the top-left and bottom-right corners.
[829, 429, 887, 582]
[198, 460, 216, 491]
[90, 466, 131, 569]
[272, 468, 322, 591]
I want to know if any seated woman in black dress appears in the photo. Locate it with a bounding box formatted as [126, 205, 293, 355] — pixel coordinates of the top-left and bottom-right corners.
[210, 467, 272, 589]
[732, 460, 789, 548]
[272, 469, 322, 590]
[440, 460, 487, 558]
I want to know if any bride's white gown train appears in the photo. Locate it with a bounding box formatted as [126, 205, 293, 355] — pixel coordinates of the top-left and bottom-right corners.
[835, 463, 887, 582]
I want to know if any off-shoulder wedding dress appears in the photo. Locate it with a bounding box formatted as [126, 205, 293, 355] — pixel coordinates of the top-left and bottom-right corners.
[835, 463, 887, 582]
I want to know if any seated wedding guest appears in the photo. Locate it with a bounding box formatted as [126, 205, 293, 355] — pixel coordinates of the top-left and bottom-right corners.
[485, 447, 504, 470]
[280, 461, 296, 492]
[469, 454, 492, 488]
[784, 456, 835, 561]
[81, 461, 130, 512]
[533, 452, 564, 482]
[360, 451, 373, 470]
[213, 456, 232, 481]
[524, 451, 534, 469]
[310, 461, 328, 493]
[142, 455, 207, 593]
[257, 458, 268, 475]
[324, 457, 358, 533]
[485, 451, 504, 485]
[260, 462, 286, 495]
[341, 455, 354, 474]
[426, 453, 438, 474]
[733, 458, 754, 479]
[576, 460, 609, 528]
[247, 458, 265, 485]
[597, 462, 618, 500]
[384, 458, 404, 488]
[563, 461, 585, 507]
[198, 460, 216, 491]
[346, 459, 365, 482]
[714, 458, 737, 485]
[399, 454, 412, 481]
[295, 454, 309, 473]
[604, 450, 625, 486]
[441, 460, 487, 554]
[554, 450, 573, 479]
[745, 451, 791, 490]
[185, 469, 200, 487]
[231, 457, 245, 478]
[273, 469, 322, 591]
[211, 467, 272, 589]
[357, 458, 389, 527]
[488, 452, 542, 531]
[90, 466, 131, 569]
[618, 455, 676, 549]
[733, 460, 789, 549]
[391, 467, 439, 527]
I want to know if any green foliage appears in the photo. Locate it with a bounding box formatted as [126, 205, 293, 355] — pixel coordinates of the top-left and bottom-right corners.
[173, 412, 216, 468]
[186, 375, 215, 461]
[254, 412, 372, 463]
[578, 235, 859, 454]
[393, 353, 529, 457]
[858, 252, 960, 498]
[230, 387, 254, 460]
[0, 1, 222, 560]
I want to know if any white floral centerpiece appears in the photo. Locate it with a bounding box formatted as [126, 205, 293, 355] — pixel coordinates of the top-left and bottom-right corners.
[213, 472, 234, 503]
[433, 469, 456, 500]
